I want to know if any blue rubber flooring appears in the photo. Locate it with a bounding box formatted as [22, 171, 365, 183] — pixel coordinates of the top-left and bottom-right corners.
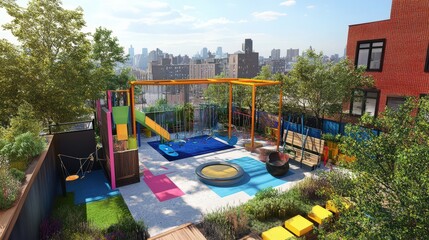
[66, 170, 120, 205]
[148, 135, 234, 161]
[206, 157, 294, 197]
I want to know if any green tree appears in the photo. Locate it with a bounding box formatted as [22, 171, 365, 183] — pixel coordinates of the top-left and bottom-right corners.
[203, 72, 229, 106]
[328, 97, 429, 239]
[1, 0, 100, 124]
[0, 39, 25, 126]
[283, 49, 373, 128]
[253, 65, 284, 114]
[107, 67, 136, 90]
[91, 27, 130, 90]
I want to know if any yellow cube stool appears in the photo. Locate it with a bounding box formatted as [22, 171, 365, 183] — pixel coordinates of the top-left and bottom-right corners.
[261, 226, 294, 240]
[308, 205, 333, 224]
[326, 199, 352, 214]
[284, 215, 313, 237]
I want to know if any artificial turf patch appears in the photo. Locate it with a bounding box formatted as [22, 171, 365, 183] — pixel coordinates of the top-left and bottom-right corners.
[85, 195, 132, 230]
[52, 193, 133, 230]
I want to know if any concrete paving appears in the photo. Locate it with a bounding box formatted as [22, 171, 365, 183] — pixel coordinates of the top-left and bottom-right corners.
[119, 135, 313, 236]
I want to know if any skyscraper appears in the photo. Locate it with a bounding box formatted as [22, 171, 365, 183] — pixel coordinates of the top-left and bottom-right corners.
[242, 39, 253, 54]
[201, 47, 208, 59]
[140, 48, 148, 70]
[216, 47, 223, 58]
[128, 45, 135, 66]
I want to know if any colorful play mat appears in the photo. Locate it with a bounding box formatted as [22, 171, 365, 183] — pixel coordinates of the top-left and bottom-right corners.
[147, 135, 235, 161]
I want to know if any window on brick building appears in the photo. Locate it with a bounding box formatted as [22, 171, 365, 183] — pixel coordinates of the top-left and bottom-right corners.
[356, 39, 385, 71]
[350, 89, 379, 116]
[425, 44, 429, 72]
[386, 96, 406, 111]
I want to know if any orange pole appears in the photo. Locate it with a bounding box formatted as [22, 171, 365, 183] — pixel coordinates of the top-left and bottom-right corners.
[276, 86, 283, 151]
[228, 83, 233, 138]
[131, 85, 136, 138]
[251, 85, 256, 148]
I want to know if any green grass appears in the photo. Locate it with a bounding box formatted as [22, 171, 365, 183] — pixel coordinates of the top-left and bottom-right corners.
[85, 195, 132, 229]
[52, 193, 133, 230]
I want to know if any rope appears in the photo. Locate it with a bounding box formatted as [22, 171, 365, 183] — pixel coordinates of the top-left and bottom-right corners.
[58, 152, 95, 181]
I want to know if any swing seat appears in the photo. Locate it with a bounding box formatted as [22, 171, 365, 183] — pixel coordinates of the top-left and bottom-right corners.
[66, 174, 80, 181]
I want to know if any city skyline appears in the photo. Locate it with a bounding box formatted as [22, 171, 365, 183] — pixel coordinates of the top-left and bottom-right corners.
[0, 0, 392, 57]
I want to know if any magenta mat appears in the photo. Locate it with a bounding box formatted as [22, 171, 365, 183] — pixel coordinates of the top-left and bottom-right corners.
[143, 169, 185, 202]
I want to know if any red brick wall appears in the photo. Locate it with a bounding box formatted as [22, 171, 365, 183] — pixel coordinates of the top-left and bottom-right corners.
[346, 0, 429, 112]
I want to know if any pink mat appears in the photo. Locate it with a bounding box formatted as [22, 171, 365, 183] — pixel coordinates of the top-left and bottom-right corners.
[143, 169, 185, 202]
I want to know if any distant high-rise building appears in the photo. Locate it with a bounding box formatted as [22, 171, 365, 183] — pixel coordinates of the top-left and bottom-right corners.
[140, 48, 148, 70]
[128, 45, 135, 66]
[242, 39, 253, 54]
[201, 47, 208, 59]
[229, 39, 259, 78]
[286, 48, 299, 62]
[216, 47, 223, 58]
[271, 49, 281, 60]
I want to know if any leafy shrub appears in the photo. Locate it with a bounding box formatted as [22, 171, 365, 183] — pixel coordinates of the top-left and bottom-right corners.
[2, 102, 43, 142]
[318, 169, 356, 198]
[0, 168, 21, 210]
[243, 188, 309, 221]
[202, 206, 250, 240]
[298, 175, 332, 202]
[1, 132, 46, 167]
[106, 216, 150, 240]
[10, 168, 26, 183]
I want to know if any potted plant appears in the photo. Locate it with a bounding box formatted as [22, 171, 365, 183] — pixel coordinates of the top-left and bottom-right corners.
[322, 133, 342, 161]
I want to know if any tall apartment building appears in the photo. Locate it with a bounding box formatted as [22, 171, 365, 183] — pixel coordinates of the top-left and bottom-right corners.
[271, 49, 281, 60]
[147, 59, 190, 104]
[346, 0, 429, 117]
[148, 58, 189, 80]
[189, 62, 218, 79]
[228, 39, 259, 78]
[286, 48, 299, 62]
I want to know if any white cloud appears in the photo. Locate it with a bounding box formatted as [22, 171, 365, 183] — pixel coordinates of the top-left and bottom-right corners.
[252, 11, 287, 21]
[307, 5, 315, 9]
[141, 1, 170, 10]
[193, 17, 233, 29]
[183, 5, 195, 11]
[134, 10, 196, 26]
[280, 0, 296, 7]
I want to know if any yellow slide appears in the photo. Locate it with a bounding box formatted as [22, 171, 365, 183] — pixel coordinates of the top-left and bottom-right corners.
[135, 109, 171, 141]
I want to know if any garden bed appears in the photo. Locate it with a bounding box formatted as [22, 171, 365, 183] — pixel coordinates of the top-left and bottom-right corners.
[0, 136, 52, 239]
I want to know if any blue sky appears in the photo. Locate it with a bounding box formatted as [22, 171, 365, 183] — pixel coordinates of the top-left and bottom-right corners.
[0, 0, 392, 57]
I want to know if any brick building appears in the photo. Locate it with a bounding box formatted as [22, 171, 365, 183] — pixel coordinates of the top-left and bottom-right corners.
[346, 0, 429, 117]
[228, 39, 259, 78]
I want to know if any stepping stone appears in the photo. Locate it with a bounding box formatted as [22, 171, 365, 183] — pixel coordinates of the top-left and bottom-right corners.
[308, 205, 333, 224]
[261, 226, 294, 240]
[284, 215, 313, 237]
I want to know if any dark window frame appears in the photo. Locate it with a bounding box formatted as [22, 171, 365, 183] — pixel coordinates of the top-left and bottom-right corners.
[355, 39, 386, 72]
[349, 89, 380, 117]
[425, 44, 429, 73]
[386, 96, 407, 111]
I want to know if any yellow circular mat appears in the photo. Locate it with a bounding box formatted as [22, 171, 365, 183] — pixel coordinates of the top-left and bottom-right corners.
[201, 165, 238, 178]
